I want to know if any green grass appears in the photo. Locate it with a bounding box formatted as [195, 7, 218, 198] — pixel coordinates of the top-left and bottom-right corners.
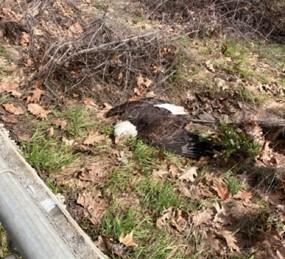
[99, 122, 113, 136]
[97, 205, 186, 258]
[0, 225, 9, 258]
[56, 106, 96, 137]
[97, 205, 153, 247]
[255, 42, 285, 69]
[218, 123, 260, 157]
[163, 150, 184, 167]
[99, 206, 140, 239]
[20, 105, 104, 173]
[237, 88, 265, 105]
[136, 177, 182, 214]
[0, 94, 10, 105]
[224, 171, 243, 195]
[22, 127, 78, 172]
[214, 39, 253, 80]
[223, 40, 249, 61]
[128, 139, 157, 172]
[218, 39, 272, 84]
[132, 15, 145, 24]
[135, 232, 185, 259]
[93, 2, 108, 12]
[46, 179, 65, 193]
[0, 45, 7, 57]
[105, 164, 135, 194]
[186, 229, 214, 259]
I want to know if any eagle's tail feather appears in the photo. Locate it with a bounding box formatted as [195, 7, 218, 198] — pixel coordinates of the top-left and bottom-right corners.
[182, 133, 221, 159]
[164, 131, 221, 159]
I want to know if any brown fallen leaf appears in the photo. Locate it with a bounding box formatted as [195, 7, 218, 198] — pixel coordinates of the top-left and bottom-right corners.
[62, 136, 75, 146]
[168, 164, 180, 178]
[17, 133, 31, 142]
[78, 163, 107, 183]
[205, 60, 215, 73]
[152, 169, 169, 179]
[216, 230, 240, 252]
[48, 127, 54, 137]
[134, 74, 153, 96]
[19, 32, 30, 45]
[156, 208, 187, 234]
[69, 22, 83, 34]
[73, 144, 98, 155]
[27, 88, 44, 103]
[119, 231, 138, 248]
[116, 194, 140, 208]
[1, 114, 18, 123]
[156, 207, 172, 230]
[96, 236, 125, 257]
[2, 103, 24, 115]
[83, 98, 97, 107]
[258, 141, 278, 165]
[27, 103, 50, 119]
[171, 209, 188, 233]
[52, 118, 67, 129]
[25, 58, 34, 67]
[77, 190, 107, 225]
[0, 81, 18, 92]
[136, 74, 152, 88]
[212, 180, 230, 200]
[213, 202, 226, 224]
[233, 191, 252, 202]
[96, 102, 112, 120]
[192, 209, 213, 226]
[179, 166, 198, 182]
[83, 131, 106, 145]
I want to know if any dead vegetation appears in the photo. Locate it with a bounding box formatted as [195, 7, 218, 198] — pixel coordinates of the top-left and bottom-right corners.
[0, 0, 178, 104]
[0, 0, 285, 258]
[35, 25, 177, 104]
[139, 0, 285, 41]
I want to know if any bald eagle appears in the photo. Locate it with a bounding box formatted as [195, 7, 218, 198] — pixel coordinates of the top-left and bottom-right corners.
[106, 98, 219, 159]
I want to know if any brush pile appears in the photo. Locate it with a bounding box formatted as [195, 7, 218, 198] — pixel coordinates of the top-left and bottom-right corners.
[34, 23, 177, 103]
[0, 0, 178, 104]
[140, 0, 285, 41]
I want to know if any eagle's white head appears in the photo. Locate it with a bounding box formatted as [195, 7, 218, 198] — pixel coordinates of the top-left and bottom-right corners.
[114, 120, 138, 143]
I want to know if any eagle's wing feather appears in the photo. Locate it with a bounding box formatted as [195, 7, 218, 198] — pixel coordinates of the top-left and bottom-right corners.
[106, 98, 165, 118]
[139, 116, 216, 158]
[106, 98, 189, 127]
[139, 116, 189, 143]
[106, 98, 218, 158]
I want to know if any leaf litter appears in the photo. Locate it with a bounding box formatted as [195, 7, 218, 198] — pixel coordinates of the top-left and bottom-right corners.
[2, 103, 24, 115]
[76, 190, 107, 225]
[0, 0, 285, 258]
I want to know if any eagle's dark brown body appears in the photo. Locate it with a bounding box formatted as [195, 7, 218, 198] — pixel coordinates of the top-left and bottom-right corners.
[106, 98, 219, 158]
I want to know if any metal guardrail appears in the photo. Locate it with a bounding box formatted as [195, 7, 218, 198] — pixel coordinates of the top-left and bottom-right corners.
[0, 125, 107, 259]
